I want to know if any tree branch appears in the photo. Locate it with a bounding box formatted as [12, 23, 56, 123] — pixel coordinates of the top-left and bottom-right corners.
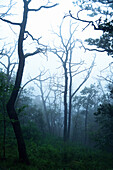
[50, 49, 64, 63]
[25, 31, 41, 43]
[28, 3, 59, 12]
[24, 48, 43, 58]
[0, 61, 7, 69]
[64, 11, 101, 31]
[97, 75, 113, 83]
[78, 39, 108, 53]
[71, 57, 95, 98]
[0, 17, 21, 26]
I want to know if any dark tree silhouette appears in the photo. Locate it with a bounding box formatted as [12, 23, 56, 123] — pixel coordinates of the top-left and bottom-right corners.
[0, 0, 58, 163]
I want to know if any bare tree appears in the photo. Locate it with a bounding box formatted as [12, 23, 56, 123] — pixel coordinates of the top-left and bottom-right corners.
[32, 70, 63, 136]
[51, 20, 95, 141]
[33, 71, 52, 133]
[0, 0, 58, 163]
[0, 44, 18, 82]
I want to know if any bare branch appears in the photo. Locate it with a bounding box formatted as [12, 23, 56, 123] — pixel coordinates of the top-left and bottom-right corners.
[25, 31, 47, 51]
[78, 39, 108, 53]
[64, 10, 100, 31]
[19, 75, 40, 95]
[50, 49, 64, 63]
[71, 57, 96, 98]
[72, 67, 94, 77]
[68, 10, 93, 24]
[0, 61, 7, 69]
[28, 3, 59, 12]
[10, 62, 18, 77]
[25, 31, 42, 44]
[19, 69, 50, 100]
[24, 48, 43, 58]
[84, 48, 107, 52]
[0, 17, 21, 26]
[59, 21, 66, 48]
[0, 0, 17, 18]
[97, 75, 113, 83]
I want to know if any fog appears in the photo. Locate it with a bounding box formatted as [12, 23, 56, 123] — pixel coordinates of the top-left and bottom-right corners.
[0, 1, 113, 169]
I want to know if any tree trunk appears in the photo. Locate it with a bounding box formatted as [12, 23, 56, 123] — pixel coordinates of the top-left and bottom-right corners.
[6, 1, 29, 164]
[67, 79, 72, 140]
[7, 60, 29, 163]
[7, 101, 29, 163]
[39, 78, 51, 133]
[67, 50, 72, 140]
[84, 105, 88, 145]
[63, 65, 68, 142]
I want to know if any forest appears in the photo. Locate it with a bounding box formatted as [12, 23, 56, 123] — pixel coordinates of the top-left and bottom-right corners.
[0, 0, 113, 169]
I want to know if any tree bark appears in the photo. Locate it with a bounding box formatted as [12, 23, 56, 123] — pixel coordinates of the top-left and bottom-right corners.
[6, 1, 29, 164]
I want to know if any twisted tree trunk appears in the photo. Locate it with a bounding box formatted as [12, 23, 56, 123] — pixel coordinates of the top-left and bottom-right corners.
[6, 1, 29, 163]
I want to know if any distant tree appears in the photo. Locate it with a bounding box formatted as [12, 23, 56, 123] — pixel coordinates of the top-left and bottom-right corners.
[51, 20, 95, 141]
[94, 92, 113, 152]
[0, 0, 58, 163]
[33, 71, 52, 133]
[73, 84, 99, 145]
[0, 44, 18, 84]
[33, 71, 63, 136]
[16, 88, 46, 135]
[80, 84, 99, 144]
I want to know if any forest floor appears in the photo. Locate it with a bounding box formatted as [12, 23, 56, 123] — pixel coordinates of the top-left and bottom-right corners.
[0, 137, 113, 170]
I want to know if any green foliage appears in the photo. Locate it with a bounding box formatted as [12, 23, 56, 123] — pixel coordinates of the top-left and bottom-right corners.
[0, 119, 113, 169]
[0, 71, 13, 100]
[85, 32, 113, 56]
[22, 122, 43, 143]
[94, 103, 113, 152]
[0, 139, 113, 170]
[0, 113, 113, 168]
[73, 84, 99, 109]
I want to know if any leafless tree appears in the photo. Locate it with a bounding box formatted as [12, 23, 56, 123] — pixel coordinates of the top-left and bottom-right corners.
[33, 71, 52, 133]
[0, 0, 58, 163]
[50, 20, 95, 141]
[0, 44, 18, 82]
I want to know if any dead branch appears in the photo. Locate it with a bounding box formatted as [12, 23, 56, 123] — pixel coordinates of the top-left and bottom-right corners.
[28, 3, 59, 12]
[71, 57, 96, 98]
[0, 61, 7, 69]
[25, 31, 42, 44]
[24, 48, 43, 58]
[97, 75, 113, 83]
[0, 17, 21, 26]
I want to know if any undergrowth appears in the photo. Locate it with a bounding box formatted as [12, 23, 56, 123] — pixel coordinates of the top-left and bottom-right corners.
[0, 137, 113, 170]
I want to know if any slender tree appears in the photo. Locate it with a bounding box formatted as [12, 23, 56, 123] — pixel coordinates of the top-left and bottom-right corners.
[51, 20, 95, 141]
[33, 72, 51, 133]
[0, 0, 58, 163]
